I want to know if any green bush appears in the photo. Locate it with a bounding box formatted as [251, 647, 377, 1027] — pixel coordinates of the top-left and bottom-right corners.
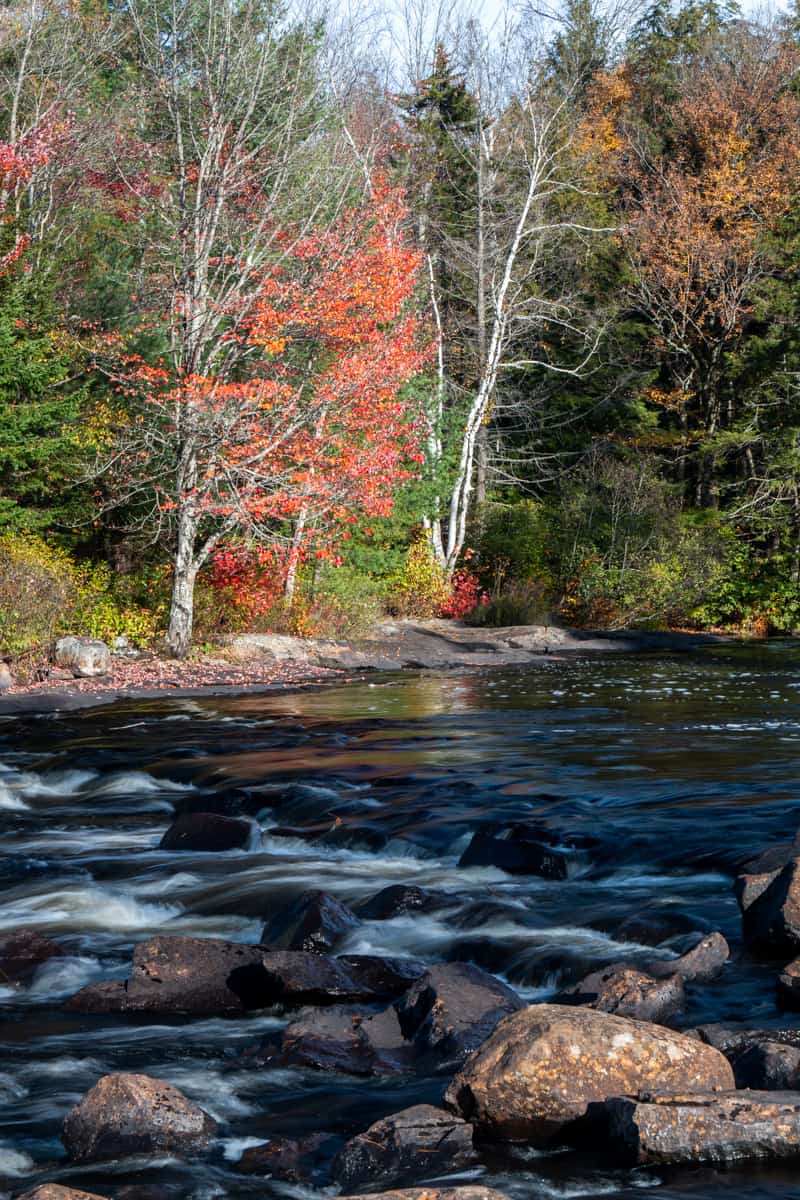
[386, 536, 449, 618]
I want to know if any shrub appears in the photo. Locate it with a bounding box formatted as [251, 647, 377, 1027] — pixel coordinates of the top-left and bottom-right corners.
[439, 566, 489, 619]
[306, 563, 384, 638]
[387, 536, 449, 618]
[467, 578, 553, 627]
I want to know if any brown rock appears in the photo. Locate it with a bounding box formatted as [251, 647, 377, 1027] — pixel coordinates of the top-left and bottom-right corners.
[0, 930, 65, 985]
[264, 1004, 415, 1076]
[444, 1003, 735, 1144]
[17, 1188, 109, 1200]
[62, 1073, 216, 1162]
[333, 1104, 477, 1192]
[604, 1090, 800, 1165]
[559, 964, 685, 1025]
[261, 890, 361, 953]
[259, 950, 377, 1004]
[646, 932, 730, 984]
[778, 956, 800, 1008]
[395, 963, 523, 1071]
[335, 1189, 507, 1200]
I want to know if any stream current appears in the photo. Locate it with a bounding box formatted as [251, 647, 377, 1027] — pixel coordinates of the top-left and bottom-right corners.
[3, 647, 800, 1199]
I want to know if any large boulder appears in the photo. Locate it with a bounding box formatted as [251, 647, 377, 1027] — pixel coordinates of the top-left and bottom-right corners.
[738, 858, 800, 957]
[17, 1188, 109, 1200]
[333, 1105, 477, 1192]
[604, 1090, 800, 1165]
[559, 964, 685, 1025]
[356, 885, 445, 920]
[261, 890, 361, 953]
[458, 829, 568, 879]
[54, 636, 111, 678]
[395, 963, 523, 1071]
[159, 812, 254, 852]
[263, 1005, 415, 1076]
[0, 930, 64, 985]
[692, 1025, 800, 1089]
[445, 1004, 735, 1144]
[65, 935, 268, 1014]
[62, 1073, 216, 1162]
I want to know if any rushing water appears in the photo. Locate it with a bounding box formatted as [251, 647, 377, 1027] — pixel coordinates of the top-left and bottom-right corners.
[4, 646, 800, 1200]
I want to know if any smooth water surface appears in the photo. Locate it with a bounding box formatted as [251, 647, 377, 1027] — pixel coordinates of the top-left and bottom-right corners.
[4, 646, 800, 1199]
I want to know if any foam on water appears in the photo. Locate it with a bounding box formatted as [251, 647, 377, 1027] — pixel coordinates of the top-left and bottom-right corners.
[89, 771, 195, 796]
[0, 1144, 35, 1177]
[27, 955, 105, 999]
[0, 885, 180, 933]
[222, 1137, 269, 1162]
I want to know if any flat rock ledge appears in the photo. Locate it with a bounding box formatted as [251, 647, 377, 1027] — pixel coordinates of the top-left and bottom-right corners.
[229, 620, 725, 671]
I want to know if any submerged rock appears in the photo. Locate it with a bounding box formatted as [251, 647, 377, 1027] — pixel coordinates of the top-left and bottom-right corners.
[356, 884, 444, 920]
[559, 964, 685, 1024]
[737, 859, 800, 957]
[333, 1104, 477, 1191]
[237, 1132, 338, 1182]
[604, 1090, 800, 1165]
[263, 1004, 415, 1076]
[0, 929, 65, 985]
[159, 811, 253, 851]
[261, 889, 361, 953]
[62, 1072, 216, 1162]
[458, 829, 568, 879]
[395, 962, 523, 1071]
[445, 1004, 734, 1144]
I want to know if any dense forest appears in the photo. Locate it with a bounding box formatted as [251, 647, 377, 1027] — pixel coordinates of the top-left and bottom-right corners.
[2, 0, 800, 660]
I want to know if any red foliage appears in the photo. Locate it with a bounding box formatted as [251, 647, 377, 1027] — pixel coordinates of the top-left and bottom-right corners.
[438, 568, 489, 620]
[209, 544, 285, 622]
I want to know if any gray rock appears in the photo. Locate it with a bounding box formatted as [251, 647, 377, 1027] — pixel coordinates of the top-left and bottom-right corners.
[261, 1004, 415, 1076]
[17, 1188, 110, 1200]
[54, 636, 111, 678]
[646, 931, 729, 984]
[0, 663, 14, 690]
[604, 1090, 800, 1165]
[62, 1073, 216, 1161]
[333, 1104, 477, 1191]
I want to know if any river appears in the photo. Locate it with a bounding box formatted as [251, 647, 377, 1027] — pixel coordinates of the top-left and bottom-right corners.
[3, 646, 800, 1199]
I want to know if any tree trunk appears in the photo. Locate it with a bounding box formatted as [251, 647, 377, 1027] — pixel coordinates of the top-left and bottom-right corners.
[166, 506, 198, 658]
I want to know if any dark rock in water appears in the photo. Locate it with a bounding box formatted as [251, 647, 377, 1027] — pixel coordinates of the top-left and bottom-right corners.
[458, 829, 568, 879]
[559, 964, 685, 1025]
[738, 858, 800, 957]
[444, 1004, 734, 1144]
[333, 1104, 477, 1191]
[318, 823, 389, 852]
[395, 963, 523, 1071]
[65, 935, 269, 1014]
[260, 1004, 415, 1075]
[338, 956, 426, 998]
[614, 909, 711, 947]
[356, 884, 444, 920]
[741, 833, 800, 875]
[734, 1041, 800, 1090]
[336, 1189, 506, 1200]
[261, 889, 361, 953]
[0, 929, 65, 985]
[159, 811, 253, 851]
[18, 1188, 110, 1200]
[237, 1132, 338, 1182]
[645, 931, 729, 984]
[258, 950, 377, 1004]
[603, 1090, 800, 1165]
[778, 956, 800, 1008]
[62, 1072, 216, 1162]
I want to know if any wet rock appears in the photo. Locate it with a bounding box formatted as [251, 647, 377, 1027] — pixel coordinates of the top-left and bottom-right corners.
[0, 929, 65, 985]
[738, 858, 800, 957]
[261, 1004, 415, 1075]
[333, 1104, 477, 1191]
[54, 636, 111, 678]
[395, 963, 523, 1071]
[445, 1003, 735, 1144]
[65, 936, 268, 1014]
[338, 956, 427, 998]
[318, 823, 389, 852]
[62, 1072, 216, 1162]
[458, 829, 568, 879]
[733, 1041, 800, 1090]
[604, 1090, 800, 1165]
[159, 812, 253, 852]
[17, 1188, 110, 1200]
[335, 1187, 507, 1200]
[646, 931, 729, 984]
[614, 909, 710, 947]
[735, 868, 780, 913]
[258, 950, 377, 1004]
[778, 956, 800, 1008]
[261, 890, 361, 953]
[741, 833, 800, 875]
[237, 1132, 338, 1182]
[356, 884, 444, 920]
[559, 964, 685, 1024]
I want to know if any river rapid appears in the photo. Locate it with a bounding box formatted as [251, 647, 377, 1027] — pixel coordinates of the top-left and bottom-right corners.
[4, 646, 800, 1200]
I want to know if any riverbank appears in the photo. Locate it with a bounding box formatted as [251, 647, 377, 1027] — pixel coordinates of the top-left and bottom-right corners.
[0, 618, 730, 716]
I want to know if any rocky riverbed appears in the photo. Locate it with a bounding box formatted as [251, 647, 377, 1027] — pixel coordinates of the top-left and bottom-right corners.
[4, 646, 800, 1200]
